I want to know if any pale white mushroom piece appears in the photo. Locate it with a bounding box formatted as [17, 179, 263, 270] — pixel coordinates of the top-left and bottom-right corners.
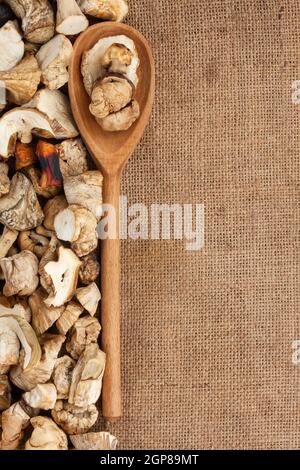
[52, 355, 76, 399]
[24, 88, 79, 139]
[10, 333, 65, 391]
[0, 250, 39, 297]
[0, 162, 10, 196]
[29, 288, 65, 335]
[90, 74, 134, 120]
[52, 400, 98, 435]
[81, 35, 139, 95]
[66, 316, 101, 360]
[0, 227, 18, 259]
[0, 400, 33, 450]
[0, 54, 41, 105]
[56, 0, 88, 36]
[64, 171, 103, 221]
[75, 283, 101, 316]
[54, 205, 98, 258]
[0, 108, 54, 158]
[23, 383, 57, 410]
[0, 20, 24, 72]
[4, 0, 55, 44]
[0, 374, 11, 411]
[36, 34, 73, 90]
[44, 246, 81, 307]
[69, 343, 106, 407]
[56, 138, 88, 177]
[77, 0, 128, 22]
[98, 98, 140, 131]
[43, 195, 68, 232]
[25, 416, 68, 450]
[0, 173, 44, 230]
[56, 301, 83, 336]
[0, 328, 20, 366]
[70, 431, 118, 450]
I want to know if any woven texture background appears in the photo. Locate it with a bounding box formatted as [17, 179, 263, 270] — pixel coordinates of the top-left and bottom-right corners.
[105, 0, 300, 449]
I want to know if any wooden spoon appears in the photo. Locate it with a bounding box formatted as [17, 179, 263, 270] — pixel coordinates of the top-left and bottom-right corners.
[69, 22, 155, 422]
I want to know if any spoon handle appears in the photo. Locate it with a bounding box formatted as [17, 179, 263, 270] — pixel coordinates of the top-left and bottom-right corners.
[101, 172, 122, 422]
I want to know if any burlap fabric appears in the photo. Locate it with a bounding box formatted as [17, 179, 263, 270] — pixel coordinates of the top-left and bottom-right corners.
[99, 0, 299, 449]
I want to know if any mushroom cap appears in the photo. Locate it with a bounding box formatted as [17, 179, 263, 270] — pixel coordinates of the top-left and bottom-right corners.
[70, 431, 118, 450]
[25, 416, 68, 450]
[98, 99, 140, 132]
[51, 400, 98, 434]
[77, 0, 128, 22]
[90, 74, 133, 120]
[0, 250, 39, 297]
[81, 35, 139, 95]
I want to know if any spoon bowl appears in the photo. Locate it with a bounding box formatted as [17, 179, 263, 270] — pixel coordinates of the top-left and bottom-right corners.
[69, 22, 155, 422]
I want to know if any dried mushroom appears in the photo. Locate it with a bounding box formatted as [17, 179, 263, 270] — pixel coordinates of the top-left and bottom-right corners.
[38, 234, 59, 293]
[75, 283, 101, 316]
[79, 254, 100, 285]
[66, 316, 101, 360]
[29, 288, 65, 336]
[23, 383, 57, 410]
[70, 431, 118, 450]
[99, 99, 140, 131]
[18, 230, 49, 258]
[10, 333, 64, 391]
[0, 162, 10, 196]
[15, 142, 37, 170]
[25, 416, 68, 450]
[56, 301, 83, 336]
[63, 171, 103, 221]
[52, 400, 98, 435]
[0, 20, 24, 72]
[1, 250, 39, 296]
[90, 74, 134, 120]
[36, 34, 73, 90]
[0, 173, 44, 230]
[54, 205, 98, 257]
[4, 0, 55, 44]
[44, 246, 81, 307]
[56, 0, 88, 36]
[52, 355, 75, 399]
[0, 227, 18, 259]
[0, 54, 41, 105]
[69, 343, 105, 408]
[78, 0, 128, 23]
[43, 195, 68, 231]
[0, 400, 34, 450]
[0, 374, 11, 410]
[56, 138, 88, 177]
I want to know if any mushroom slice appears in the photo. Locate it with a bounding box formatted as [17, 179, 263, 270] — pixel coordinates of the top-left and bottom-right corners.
[10, 333, 65, 391]
[24, 88, 79, 139]
[0, 108, 54, 158]
[0, 173, 44, 230]
[81, 35, 139, 95]
[69, 343, 106, 407]
[0, 374, 11, 411]
[56, 301, 83, 336]
[56, 138, 88, 177]
[43, 195, 68, 231]
[0, 315, 41, 370]
[29, 288, 65, 336]
[0, 227, 18, 259]
[44, 246, 81, 307]
[66, 316, 101, 360]
[5, 0, 55, 44]
[36, 34, 73, 90]
[1, 250, 39, 297]
[54, 205, 98, 258]
[70, 431, 118, 450]
[64, 171, 103, 221]
[23, 383, 57, 410]
[0, 20, 24, 72]
[52, 355, 76, 399]
[56, 0, 88, 36]
[75, 283, 101, 316]
[90, 74, 133, 120]
[38, 234, 59, 293]
[0, 162, 10, 196]
[98, 99, 140, 131]
[77, 0, 128, 23]
[52, 400, 98, 435]
[0, 54, 41, 105]
[79, 253, 100, 285]
[25, 416, 68, 450]
[0, 400, 34, 450]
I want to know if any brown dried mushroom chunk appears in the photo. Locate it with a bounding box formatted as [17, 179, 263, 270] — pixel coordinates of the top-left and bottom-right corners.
[79, 254, 100, 285]
[63, 171, 103, 221]
[75, 283, 101, 316]
[0, 250, 39, 297]
[0, 20, 24, 72]
[38, 234, 60, 294]
[66, 316, 101, 360]
[56, 0, 88, 36]
[55, 301, 83, 336]
[25, 416, 68, 450]
[90, 75, 133, 120]
[29, 288, 65, 336]
[70, 431, 118, 450]
[56, 138, 88, 177]
[0, 227, 18, 260]
[0, 163, 10, 197]
[23, 383, 57, 410]
[52, 355, 76, 400]
[98, 99, 140, 132]
[18, 230, 49, 259]
[52, 400, 98, 435]
[0, 374, 11, 411]
[0, 400, 33, 450]
[43, 196, 68, 232]
[77, 0, 128, 23]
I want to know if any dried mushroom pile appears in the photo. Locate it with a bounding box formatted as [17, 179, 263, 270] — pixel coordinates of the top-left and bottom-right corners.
[0, 0, 132, 451]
